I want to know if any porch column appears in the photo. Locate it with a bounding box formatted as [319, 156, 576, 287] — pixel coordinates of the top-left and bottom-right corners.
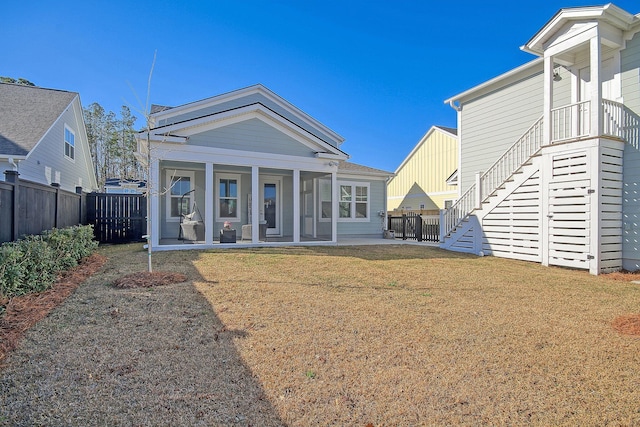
[205, 162, 213, 245]
[251, 166, 260, 242]
[331, 171, 338, 243]
[293, 169, 300, 243]
[150, 157, 160, 248]
[543, 54, 554, 146]
[589, 30, 602, 137]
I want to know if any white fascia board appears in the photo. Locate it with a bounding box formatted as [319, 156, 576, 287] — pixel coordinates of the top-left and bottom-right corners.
[444, 59, 543, 107]
[150, 103, 347, 158]
[149, 140, 340, 173]
[338, 172, 391, 181]
[72, 96, 98, 190]
[315, 152, 348, 160]
[151, 84, 345, 146]
[524, 4, 637, 55]
[0, 155, 27, 160]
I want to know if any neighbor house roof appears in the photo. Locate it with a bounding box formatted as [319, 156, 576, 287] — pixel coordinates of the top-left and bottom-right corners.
[0, 83, 77, 157]
[338, 161, 393, 178]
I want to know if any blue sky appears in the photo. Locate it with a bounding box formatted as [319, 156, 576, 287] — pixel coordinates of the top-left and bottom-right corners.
[3, 1, 639, 172]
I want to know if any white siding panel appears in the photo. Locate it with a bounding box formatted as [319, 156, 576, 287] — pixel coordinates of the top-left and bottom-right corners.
[188, 118, 315, 157]
[161, 93, 340, 147]
[18, 101, 95, 192]
[621, 32, 640, 270]
[460, 68, 544, 192]
[481, 169, 541, 262]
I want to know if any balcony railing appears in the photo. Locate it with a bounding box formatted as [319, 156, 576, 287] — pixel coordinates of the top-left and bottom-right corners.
[442, 99, 631, 241]
[602, 99, 625, 139]
[551, 100, 590, 142]
[441, 116, 544, 238]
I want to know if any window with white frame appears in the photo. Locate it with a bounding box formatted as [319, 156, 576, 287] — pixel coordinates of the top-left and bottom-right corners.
[64, 125, 75, 160]
[216, 173, 240, 221]
[166, 171, 194, 221]
[338, 182, 369, 220]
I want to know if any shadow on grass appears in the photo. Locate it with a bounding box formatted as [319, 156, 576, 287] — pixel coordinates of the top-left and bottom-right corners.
[201, 243, 476, 261]
[0, 244, 285, 427]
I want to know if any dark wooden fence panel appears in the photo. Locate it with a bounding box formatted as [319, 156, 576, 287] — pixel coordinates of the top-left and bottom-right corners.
[0, 172, 85, 243]
[86, 193, 147, 243]
[0, 181, 13, 243]
[388, 213, 440, 243]
[17, 180, 57, 237]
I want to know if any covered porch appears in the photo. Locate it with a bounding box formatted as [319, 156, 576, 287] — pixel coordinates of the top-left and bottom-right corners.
[150, 158, 341, 250]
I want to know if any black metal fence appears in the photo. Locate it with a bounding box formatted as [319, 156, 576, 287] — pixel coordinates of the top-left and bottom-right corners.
[0, 171, 85, 243]
[86, 193, 147, 243]
[388, 213, 440, 243]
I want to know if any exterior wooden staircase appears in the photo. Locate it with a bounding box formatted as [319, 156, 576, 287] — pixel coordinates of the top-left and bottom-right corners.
[440, 116, 544, 254]
[439, 99, 628, 274]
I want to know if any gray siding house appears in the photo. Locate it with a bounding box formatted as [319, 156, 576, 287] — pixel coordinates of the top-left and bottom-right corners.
[138, 84, 392, 250]
[442, 4, 640, 274]
[0, 83, 97, 193]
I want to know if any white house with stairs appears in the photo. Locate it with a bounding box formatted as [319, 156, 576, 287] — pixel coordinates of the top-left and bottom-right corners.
[441, 4, 640, 275]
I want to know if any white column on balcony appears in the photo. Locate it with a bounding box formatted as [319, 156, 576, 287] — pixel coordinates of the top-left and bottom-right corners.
[543, 54, 554, 146]
[205, 162, 213, 245]
[331, 171, 338, 242]
[590, 30, 602, 137]
[293, 169, 300, 243]
[150, 156, 160, 248]
[251, 166, 260, 242]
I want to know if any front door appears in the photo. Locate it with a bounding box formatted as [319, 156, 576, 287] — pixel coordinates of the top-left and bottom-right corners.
[260, 177, 280, 236]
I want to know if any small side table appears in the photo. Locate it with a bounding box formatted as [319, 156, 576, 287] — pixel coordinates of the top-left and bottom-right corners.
[220, 229, 236, 243]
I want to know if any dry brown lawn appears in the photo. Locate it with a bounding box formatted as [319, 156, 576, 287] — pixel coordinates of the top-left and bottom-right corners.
[1, 243, 640, 426]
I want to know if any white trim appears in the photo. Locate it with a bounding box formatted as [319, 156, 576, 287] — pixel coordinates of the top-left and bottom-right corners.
[71, 96, 98, 190]
[63, 124, 75, 162]
[215, 172, 242, 223]
[338, 181, 370, 222]
[260, 175, 282, 236]
[146, 104, 347, 159]
[150, 84, 345, 145]
[445, 59, 543, 106]
[205, 163, 214, 245]
[165, 170, 195, 222]
[148, 140, 339, 173]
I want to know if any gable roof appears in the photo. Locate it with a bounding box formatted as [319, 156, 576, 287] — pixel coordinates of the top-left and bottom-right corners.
[338, 161, 393, 178]
[151, 84, 345, 147]
[394, 125, 457, 174]
[0, 83, 77, 157]
[143, 84, 349, 160]
[446, 4, 640, 107]
[522, 3, 639, 57]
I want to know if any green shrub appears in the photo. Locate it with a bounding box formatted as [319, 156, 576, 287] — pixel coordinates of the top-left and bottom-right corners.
[0, 225, 98, 299]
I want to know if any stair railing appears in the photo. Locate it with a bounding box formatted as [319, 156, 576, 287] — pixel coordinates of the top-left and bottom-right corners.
[442, 116, 544, 238]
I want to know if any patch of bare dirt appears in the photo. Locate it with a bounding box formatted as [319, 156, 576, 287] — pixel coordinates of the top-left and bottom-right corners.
[604, 270, 640, 281]
[612, 314, 640, 336]
[0, 253, 107, 364]
[112, 272, 187, 288]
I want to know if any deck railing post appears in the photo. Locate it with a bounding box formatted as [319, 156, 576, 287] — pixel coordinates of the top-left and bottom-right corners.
[475, 172, 482, 210]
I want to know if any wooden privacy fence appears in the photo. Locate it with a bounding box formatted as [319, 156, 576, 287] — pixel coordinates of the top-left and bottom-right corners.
[0, 171, 85, 243]
[388, 213, 440, 243]
[86, 193, 147, 243]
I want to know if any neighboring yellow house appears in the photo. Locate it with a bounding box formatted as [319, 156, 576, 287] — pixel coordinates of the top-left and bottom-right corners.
[387, 125, 458, 213]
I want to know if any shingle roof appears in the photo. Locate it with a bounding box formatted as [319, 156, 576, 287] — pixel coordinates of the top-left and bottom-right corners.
[0, 83, 77, 156]
[338, 161, 393, 177]
[435, 125, 457, 136]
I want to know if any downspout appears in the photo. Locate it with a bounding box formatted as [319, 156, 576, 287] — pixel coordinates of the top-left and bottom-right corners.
[8, 157, 19, 171]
